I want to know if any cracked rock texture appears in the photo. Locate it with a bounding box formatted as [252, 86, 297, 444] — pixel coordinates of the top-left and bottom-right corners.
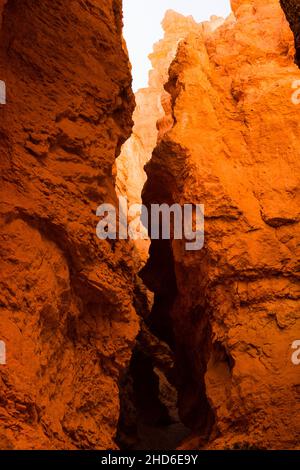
[0, 0, 139, 449]
[143, 0, 300, 449]
[116, 10, 223, 210]
[115, 11, 223, 262]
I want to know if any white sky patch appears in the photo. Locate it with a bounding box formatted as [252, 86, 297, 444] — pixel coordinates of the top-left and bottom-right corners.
[123, 0, 232, 91]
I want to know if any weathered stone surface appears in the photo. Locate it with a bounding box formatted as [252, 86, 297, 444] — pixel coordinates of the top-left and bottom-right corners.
[116, 10, 201, 210]
[0, 0, 139, 450]
[116, 12, 204, 450]
[1, 0, 300, 452]
[115, 11, 204, 264]
[116, 11, 228, 210]
[143, 0, 300, 449]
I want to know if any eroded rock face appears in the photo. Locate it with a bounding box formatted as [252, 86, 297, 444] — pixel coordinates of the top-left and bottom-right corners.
[0, 0, 139, 449]
[116, 11, 204, 450]
[281, 0, 300, 66]
[143, 0, 300, 449]
[116, 11, 202, 211]
[115, 11, 204, 266]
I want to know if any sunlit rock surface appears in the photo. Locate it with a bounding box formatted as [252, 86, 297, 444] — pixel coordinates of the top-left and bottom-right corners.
[143, 0, 300, 450]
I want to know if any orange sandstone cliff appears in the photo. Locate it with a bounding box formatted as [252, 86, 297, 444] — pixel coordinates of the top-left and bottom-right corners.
[116, 10, 224, 211]
[116, 13, 202, 449]
[0, 0, 299, 452]
[142, 0, 300, 449]
[0, 0, 139, 449]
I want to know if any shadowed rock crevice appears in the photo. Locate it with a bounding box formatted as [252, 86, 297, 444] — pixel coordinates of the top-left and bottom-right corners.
[281, 0, 300, 66]
[140, 240, 177, 348]
[117, 323, 190, 450]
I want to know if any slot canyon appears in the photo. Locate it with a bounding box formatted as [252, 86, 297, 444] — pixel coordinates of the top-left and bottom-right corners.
[0, 0, 299, 451]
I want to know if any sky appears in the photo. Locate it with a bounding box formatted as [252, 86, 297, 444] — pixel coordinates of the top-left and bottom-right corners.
[123, 0, 232, 91]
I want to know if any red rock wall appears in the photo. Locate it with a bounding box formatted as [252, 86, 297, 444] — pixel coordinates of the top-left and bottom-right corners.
[143, 0, 300, 449]
[115, 11, 203, 263]
[1, 0, 300, 452]
[116, 11, 225, 212]
[0, 0, 139, 449]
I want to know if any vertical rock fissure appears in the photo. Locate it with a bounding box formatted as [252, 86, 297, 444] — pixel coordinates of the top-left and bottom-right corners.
[116, 239, 189, 450]
[115, 10, 225, 450]
[139, 148, 216, 445]
[117, 0, 300, 450]
[135, 0, 300, 451]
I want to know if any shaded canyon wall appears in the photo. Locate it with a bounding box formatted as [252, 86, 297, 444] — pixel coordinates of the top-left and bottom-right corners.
[0, 0, 139, 450]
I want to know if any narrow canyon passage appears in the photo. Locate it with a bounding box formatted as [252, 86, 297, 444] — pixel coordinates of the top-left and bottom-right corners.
[0, 0, 299, 451]
[115, 12, 199, 449]
[116, 0, 300, 450]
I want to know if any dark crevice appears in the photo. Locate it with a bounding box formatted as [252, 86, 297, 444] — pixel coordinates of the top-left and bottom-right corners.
[173, 303, 216, 437]
[280, 0, 300, 67]
[140, 240, 177, 349]
[118, 231, 216, 448]
[116, 324, 190, 450]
